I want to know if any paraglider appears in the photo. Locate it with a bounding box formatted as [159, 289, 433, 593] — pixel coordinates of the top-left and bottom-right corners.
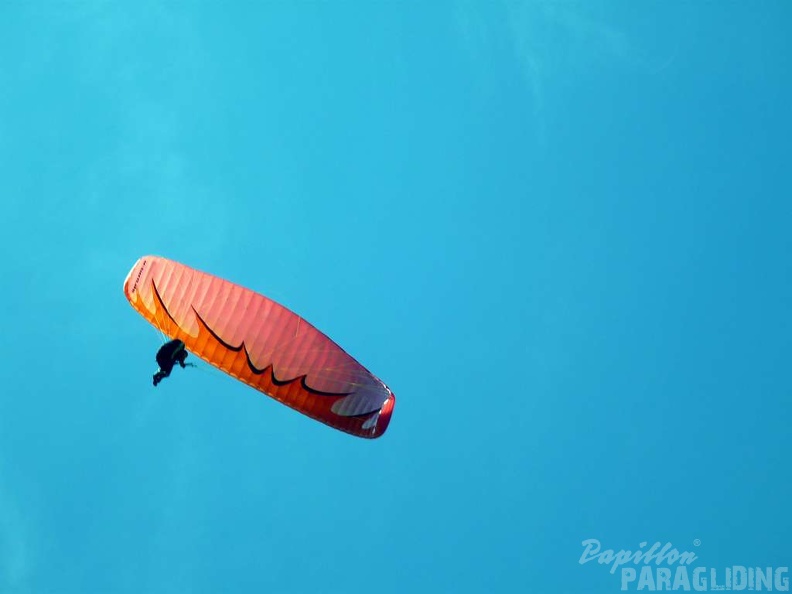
[152, 338, 195, 386]
[123, 256, 395, 438]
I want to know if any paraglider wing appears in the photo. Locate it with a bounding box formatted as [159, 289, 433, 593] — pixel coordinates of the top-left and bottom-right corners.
[123, 256, 395, 438]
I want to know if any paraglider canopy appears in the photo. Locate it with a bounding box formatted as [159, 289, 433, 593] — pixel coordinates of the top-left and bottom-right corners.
[123, 255, 395, 438]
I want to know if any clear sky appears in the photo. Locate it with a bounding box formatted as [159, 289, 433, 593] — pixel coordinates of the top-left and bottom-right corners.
[1, 3, 790, 593]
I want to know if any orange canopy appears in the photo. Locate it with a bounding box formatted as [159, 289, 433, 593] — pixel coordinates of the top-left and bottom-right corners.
[123, 256, 395, 438]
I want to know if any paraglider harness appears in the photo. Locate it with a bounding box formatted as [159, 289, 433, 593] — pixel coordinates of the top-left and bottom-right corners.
[153, 339, 194, 386]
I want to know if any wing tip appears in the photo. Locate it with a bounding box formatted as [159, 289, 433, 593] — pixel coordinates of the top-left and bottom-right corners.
[372, 393, 396, 438]
[123, 255, 162, 302]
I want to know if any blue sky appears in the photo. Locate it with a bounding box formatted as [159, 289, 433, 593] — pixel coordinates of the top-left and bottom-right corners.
[1, 2, 790, 593]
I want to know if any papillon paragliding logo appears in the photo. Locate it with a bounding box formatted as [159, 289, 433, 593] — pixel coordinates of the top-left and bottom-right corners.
[579, 538, 790, 591]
